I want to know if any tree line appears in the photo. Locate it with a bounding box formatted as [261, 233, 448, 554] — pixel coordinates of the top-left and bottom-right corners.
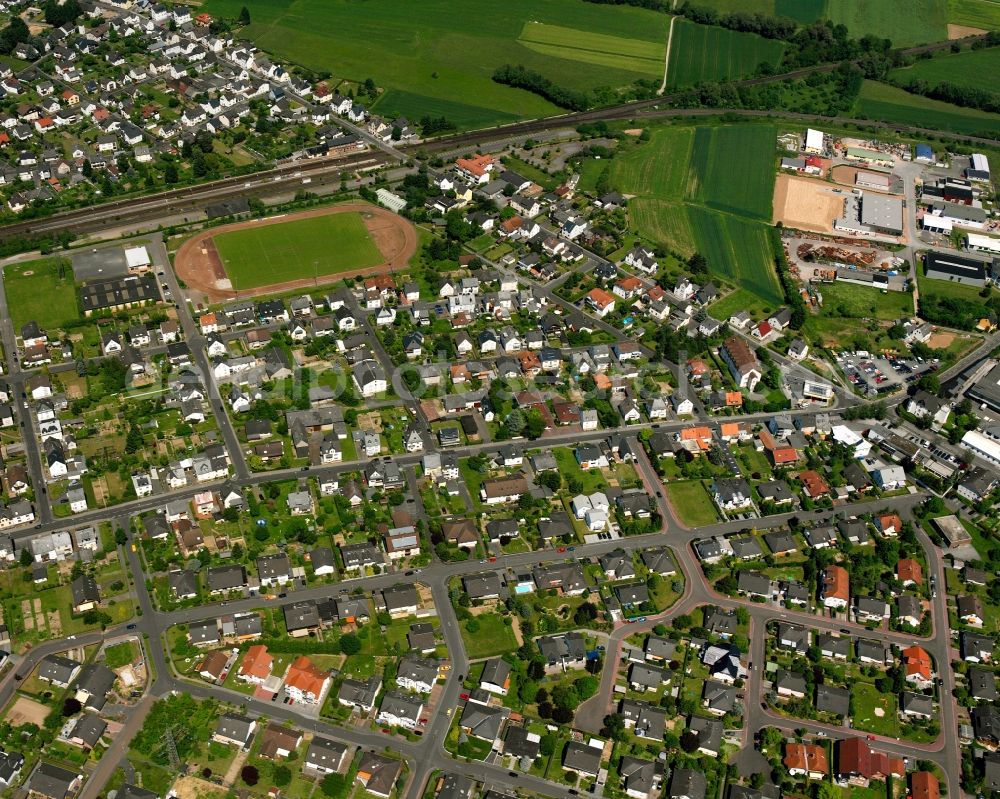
[491, 64, 591, 111]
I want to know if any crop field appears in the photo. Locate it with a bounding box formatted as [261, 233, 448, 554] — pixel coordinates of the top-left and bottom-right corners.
[518, 22, 665, 76]
[213, 213, 382, 290]
[688, 207, 783, 305]
[610, 127, 694, 199]
[948, 0, 1000, 29]
[685, 125, 777, 220]
[665, 20, 785, 89]
[889, 47, 1000, 92]
[629, 199, 696, 257]
[4, 257, 79, 331]
[855, 80, 1000, 137]
[201, 0, 668, 127]
[608, 122, 781, 302]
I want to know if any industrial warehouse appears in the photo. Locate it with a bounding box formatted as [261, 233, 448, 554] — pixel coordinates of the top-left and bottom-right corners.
[834, 190, 904, 237]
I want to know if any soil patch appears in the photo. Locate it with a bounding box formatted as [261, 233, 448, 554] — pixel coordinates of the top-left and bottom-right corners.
[927, 331, 956, 349]
[948, 23, 987, 38]
[6, 696, 49, 727]
[773, 174, 842, 233]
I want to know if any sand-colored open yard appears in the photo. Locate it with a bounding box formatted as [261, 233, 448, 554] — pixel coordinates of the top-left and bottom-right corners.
[773, 174, 843, 233]
[6, 696, 49, 727]
[170, 776, 229, 799]
[927, 331, 956, 349]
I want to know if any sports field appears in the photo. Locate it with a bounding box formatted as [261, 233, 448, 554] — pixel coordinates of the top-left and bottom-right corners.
[665, 20, 785, 89]
[890, 47, 1000, 92]
[688, 207, 783, 305]
[854, 80, 1000, 137]
[948, 0, 1000, 29]
[212, 213, 383, 290]
[685, 125, 777, 220]
[4, 257, 79, 331]
[201, 0, 668, 127]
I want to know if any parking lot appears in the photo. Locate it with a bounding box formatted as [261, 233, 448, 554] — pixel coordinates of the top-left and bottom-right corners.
[836, 351, 937, 396]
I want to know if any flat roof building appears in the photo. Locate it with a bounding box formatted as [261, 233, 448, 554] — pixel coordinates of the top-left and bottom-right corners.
[924, 251, 987, 287]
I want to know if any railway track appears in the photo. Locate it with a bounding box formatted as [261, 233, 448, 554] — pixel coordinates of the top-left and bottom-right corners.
[0, 32, 991, 244]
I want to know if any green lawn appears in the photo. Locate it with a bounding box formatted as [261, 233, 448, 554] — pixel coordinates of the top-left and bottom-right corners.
[855, 80, 1000, 138]
[553, 447, 609, 494]
[851, 681, 900, 737]
[3, 258, 80, 331]
[460, 612, 520, 658]
[666, 19, 785, 89]
[665, 480, 719, 527]
[212, 211, 384, 289]
[917, 272, 988, 302]
[709, 286, 778, 321]
[201, 0, 668, 127]
[813, 281, 915, 320]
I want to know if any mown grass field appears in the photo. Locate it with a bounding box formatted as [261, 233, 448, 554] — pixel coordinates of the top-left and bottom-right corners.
[202, 0, 668, 127]
[518, 22, 665, 76]
[688, 207, 783, 305]
[890, 47, 1000, 92]
[854, 80, 1000, 137]
[212, 213, 382, 289]
[948, 0, 1000, 29]
[4, 257, 79, 331]
[685, 124, 777, 220]
[666, 20, 785, 89]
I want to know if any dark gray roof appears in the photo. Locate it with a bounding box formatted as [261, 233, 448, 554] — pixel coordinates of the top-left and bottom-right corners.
[668, 768, 706, 799]
[816, 684, 850, 716]
[562, 741, 602, 775]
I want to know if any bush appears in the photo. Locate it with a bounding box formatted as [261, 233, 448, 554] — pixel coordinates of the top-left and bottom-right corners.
[273, 765, 291, 786]
[339, 633, 361, 655]
[241, 765, 259, 786]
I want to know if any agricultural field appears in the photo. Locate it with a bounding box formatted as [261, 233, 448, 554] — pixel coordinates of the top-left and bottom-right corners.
[212, 212, 382, 290]
[685, 124, 777, 220]
[889, 47, 1000, 93]
[691, 0, 948, 43]
[201, 0, 669, 127]
[628, 199, 696, 258]
[518, 22, 666, 77]
[822, 0, 948, 46]
[608, 122, 781, 303]
[948, 0, 1000, 30]
[374, 90, 520, 130]
[687, 207, 783, 306]
[610, 126, 694, 200]
[3, 257, 80, 331]
[665, 20, 785, 89]
[854, 80, 1000, 137]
